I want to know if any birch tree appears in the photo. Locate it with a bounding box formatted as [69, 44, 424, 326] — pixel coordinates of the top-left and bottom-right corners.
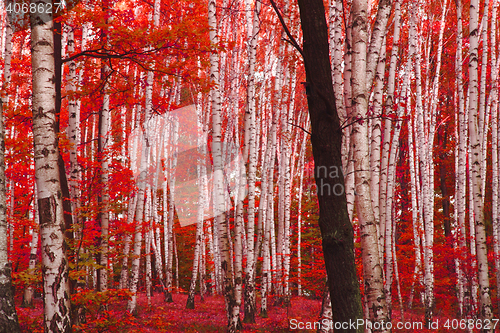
[468, 0, 494, 324]
[490, 0, 500, 312]
[97, 18, 111, 294]
[209, 0, 240, 330]
[350, 0, 388, 327]
[454, 0, 470, 316]
[0, 10, 20, 325]
[30, 1, 72, 330]
[242, 0, 261, 323]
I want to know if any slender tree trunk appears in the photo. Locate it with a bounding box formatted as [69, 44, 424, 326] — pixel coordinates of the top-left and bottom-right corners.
[318, 281, 333, 333]
[166, 118, 178, 302]
[127, 143, 147, 315]
[455, 0, 470, 316]
[370, 37, 386, 258]
[350, 0, 388, 328]
[65, 24, 81, 247]
[469, 0, 494, 324]
[259, 106, 276, 318]
[209, 0, 240, 330]
[379, 0, 401, 260]
[242, 0, 261, 323]
[22, 197, 39, 308]
[490, 0, 500, 312]
[119, 192, 136, 289]
[187, 98, 208, 309]
[0, 10, 20, 325]
[296, 119, 308, 297]
[97, 65, 110, 294]
[479, 0, 491, 204]
[145, 190, 153, 304]
[127, 80, 153, 314]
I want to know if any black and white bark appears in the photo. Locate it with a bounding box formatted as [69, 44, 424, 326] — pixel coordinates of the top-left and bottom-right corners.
[30, 1, 72, 330]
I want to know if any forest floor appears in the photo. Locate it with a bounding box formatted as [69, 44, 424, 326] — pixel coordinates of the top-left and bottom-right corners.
[15, 292, 486, 332]
[16, 292, 322, 332]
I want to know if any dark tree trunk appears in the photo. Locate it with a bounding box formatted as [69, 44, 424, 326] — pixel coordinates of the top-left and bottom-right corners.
[54, 21, 75, 293]
[0, 99, 21, 333]
[297, 0, 363, 330]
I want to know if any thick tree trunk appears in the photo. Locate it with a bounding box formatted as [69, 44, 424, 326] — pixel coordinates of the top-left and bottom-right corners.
[30, 2, 72, 330]
[297, 0, 363, 330]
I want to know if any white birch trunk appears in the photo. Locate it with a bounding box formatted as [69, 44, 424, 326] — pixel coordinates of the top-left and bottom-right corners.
[98, 68, 110, 293]
[365, 0, 392, 91]
[208, 0, 240, 330]
[0, 8, 20, 326]
[380, 0, 401, 257]
[262, 108, 277, 316]
[318, 282, 333, 333]
[65, 24, 81, 247]
[351, 0, 388, 328]
[22, 197, 39, 308]
[127, 85, 152, 314]
[469, 0, 494, 323]
[187, 94, 207, 309]
[296, 119, 309, 298]
[145, 190, 152, 304]
[454, 0, 470, 316]
[384, 47, 410, 317]
[165, 118, 178, 302]
[242, 0, 261, 323]
[30, 3, 72, 330]
[370, 37, 385, 258]
[479, 1, 490, 203]
[490, 0, 500, 312]
[408, 111, 422, 310]
[119, 191, 137, 289]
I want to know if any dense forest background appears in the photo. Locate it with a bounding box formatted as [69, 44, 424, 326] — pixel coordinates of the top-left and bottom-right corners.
[1, 0, 500, 332]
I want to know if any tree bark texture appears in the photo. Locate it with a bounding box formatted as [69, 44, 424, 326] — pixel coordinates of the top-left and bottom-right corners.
[297, 0, 363, 330]
[30, 1, 72, 330]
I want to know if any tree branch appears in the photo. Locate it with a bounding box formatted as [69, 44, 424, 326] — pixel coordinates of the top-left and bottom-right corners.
[269, 0, 304, 58]
[288, 122, 311, 135]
